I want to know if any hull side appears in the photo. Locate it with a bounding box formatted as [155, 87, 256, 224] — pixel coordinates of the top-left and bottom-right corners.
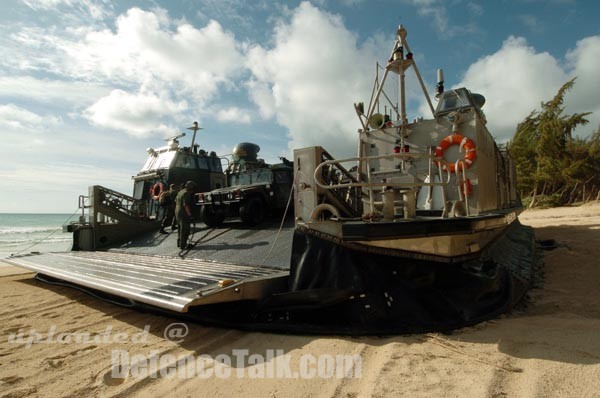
[274, 219, 536, 333]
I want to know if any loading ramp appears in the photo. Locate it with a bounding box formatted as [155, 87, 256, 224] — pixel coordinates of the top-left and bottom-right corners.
[5, 251, 288, 312]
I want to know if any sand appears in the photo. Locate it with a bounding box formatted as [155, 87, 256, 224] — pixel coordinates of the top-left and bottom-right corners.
[1, 204, 600, 397]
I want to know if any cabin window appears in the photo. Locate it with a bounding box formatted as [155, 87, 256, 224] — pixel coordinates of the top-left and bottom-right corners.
[197, 157, 208, 170]
[133, 181, 145, 200]
[174, 153, 198, 169]
[207, 157, 222, 172]
[155, 151, 176, 169]
[140, 156, 155, 172]
[140, 150, 176, 171]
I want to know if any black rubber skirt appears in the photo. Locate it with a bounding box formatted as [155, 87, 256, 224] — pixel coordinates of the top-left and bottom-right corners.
[182, 221, 535, 334]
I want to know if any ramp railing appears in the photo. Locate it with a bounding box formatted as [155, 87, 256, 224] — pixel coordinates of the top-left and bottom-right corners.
[75, 185, 151, 225]
[69, 185, 158, 250]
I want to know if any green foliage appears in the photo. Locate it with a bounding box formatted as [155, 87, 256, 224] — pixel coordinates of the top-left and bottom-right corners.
[509, 111, 539, 194]
[509, 78, 596, 207]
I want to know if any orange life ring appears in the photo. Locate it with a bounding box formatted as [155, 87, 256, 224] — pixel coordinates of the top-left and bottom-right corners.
[434, 133, 477, 173]
[150, 182, 165, 200]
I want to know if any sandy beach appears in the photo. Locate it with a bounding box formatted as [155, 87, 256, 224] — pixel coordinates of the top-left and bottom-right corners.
[1, 204, 599, 398]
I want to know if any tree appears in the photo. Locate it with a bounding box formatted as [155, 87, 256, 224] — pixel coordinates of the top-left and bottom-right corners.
[508, 78, 592, 207]
[510, 111, 538, 196]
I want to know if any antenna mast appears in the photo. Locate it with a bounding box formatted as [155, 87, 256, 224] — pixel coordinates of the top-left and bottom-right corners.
[187, 121, 203, 148]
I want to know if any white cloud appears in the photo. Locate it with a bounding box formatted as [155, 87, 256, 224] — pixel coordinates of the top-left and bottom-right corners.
[0, 104, 60, 131]
[65, 9, 243, 100]
[564, 35, 600, 133]
[454, 36, 567, 141]
[246, 79, 277, 119]
[451, 35, 600, 141]
[405, 0, 449, 35]
[84, 90, 188, 136]
[246, 1, 379, 157]
[216, 107, 252, 124]
[0, 76, 109, 106]
[4, 8, 242, 104]
[2, 7, 245, 137]
[21, 0, 112, 20]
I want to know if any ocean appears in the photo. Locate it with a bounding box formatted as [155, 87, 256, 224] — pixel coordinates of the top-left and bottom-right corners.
[0, 213, 77, 259]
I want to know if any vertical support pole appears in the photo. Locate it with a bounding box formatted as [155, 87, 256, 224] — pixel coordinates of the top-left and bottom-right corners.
[462, 163, 470, 216]
[426, 149, 433, 210]
[366, 158, 374, 214]
[356, 134, 363, 183]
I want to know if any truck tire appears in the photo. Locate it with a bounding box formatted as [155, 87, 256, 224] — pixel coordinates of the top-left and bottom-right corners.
[202, 205, 225, 227]
[240, 197, 265, 226]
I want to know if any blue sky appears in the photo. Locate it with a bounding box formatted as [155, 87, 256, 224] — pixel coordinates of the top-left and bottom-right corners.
[1, 0, 599, 213]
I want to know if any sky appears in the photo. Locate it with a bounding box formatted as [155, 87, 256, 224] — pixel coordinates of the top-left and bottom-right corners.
[1, 0, 599, 213]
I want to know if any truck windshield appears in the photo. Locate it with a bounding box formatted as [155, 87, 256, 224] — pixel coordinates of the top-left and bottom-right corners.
[230, 169, 272, 186]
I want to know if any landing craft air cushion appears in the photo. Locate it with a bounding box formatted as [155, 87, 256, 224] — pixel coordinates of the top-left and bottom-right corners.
[6, 25, 536, 334]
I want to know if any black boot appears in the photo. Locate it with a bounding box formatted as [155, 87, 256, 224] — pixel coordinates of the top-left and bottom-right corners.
[159, 228, 168, 234]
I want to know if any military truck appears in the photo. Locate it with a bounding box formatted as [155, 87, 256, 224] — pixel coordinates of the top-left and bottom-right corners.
[197, 142, 294, 227]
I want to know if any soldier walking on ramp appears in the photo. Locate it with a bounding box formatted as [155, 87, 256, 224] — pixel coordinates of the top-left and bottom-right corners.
[175, 181, 196, 249]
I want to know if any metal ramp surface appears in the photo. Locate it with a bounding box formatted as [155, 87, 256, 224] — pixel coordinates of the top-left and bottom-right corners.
[5, 251, 288, 312]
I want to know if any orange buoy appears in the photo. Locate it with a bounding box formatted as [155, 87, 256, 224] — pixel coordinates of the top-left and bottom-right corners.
[434, 133, 477, 173]
[150, 182, 165, 200]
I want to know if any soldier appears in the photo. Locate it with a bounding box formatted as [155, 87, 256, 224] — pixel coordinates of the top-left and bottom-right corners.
[175, 181, 196, 249]
[159, 184, 178, 234]
[169, 184, 179, 231]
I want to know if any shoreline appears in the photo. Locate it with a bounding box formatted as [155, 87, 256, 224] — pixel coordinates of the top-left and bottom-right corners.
[1, 241, 72, 263]
[1, 204, 599, 397]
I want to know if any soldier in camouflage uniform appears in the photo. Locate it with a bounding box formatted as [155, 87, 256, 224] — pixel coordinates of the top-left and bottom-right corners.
[159, 184, 178, 234]
[175, 181, 196, 249]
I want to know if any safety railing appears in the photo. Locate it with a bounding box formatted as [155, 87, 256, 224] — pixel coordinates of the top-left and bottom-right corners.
[77, 194, 91, 223]
[75, 186, 151, 225]
[454, 159, 470, 216]
[314, 152, 452, 215]
[96, 186, 148, 218]
[318, 150, 363, 217]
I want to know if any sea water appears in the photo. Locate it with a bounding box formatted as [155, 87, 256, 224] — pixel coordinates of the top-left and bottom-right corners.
[0, 213, 77, 259]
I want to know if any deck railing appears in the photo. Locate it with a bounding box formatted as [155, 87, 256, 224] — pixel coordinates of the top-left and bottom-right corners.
[314, 152, 452, 216]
